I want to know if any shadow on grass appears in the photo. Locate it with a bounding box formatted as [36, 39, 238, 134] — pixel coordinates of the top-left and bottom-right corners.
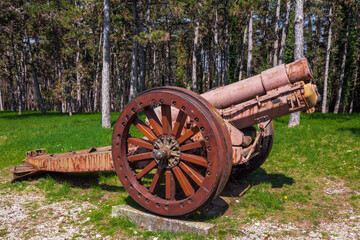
[337, 127, 360, 137]
[246, 168, 295, 188]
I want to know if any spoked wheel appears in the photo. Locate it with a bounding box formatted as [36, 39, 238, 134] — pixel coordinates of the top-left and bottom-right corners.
[112, 87, 232, 216]
[231, 122, 274, 179]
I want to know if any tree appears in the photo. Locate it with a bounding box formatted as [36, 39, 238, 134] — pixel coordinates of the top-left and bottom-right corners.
[278, 0, 291, 65]
[129, 0, 138, 102]
[101, 0, 111, 128]
[273, 0, 281, 66]
[247, 11, 253, 77]
[334, 5, 351, 114]
[321, 4, 333, 113]
[288, 0, 304, 127]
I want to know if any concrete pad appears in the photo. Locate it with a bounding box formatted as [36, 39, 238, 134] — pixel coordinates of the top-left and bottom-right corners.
[112, 205, 214, 235]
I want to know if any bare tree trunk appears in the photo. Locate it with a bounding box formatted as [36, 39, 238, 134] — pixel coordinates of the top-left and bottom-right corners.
[334, 7, 351, 114]
[11, 34, 23, 115]
[138, 0, 146, 93]
[239, 18, 248, 81]
[26, 36, 46, 114]
[94, 30, 103, 112]
[5, 53, 16, 111]
[153, 46, 157, 86]
[129, 0, 138, 101]
[101, 0, 111, 128]
[273, 0, 281, 66]
[192, 17, 200, 92]
[321, 4, 333, 113]
[279, 0, 291, 65]
[349, 50, 359, 114]
[76, 39, 82, 112]
[288, 0, 304, 127]
[223, 8, 229, 85]
[213, 1, 219, 87]
[165, 35, 171, 86]
[0, 89, 3, 111]
[247, 11, 253, 78]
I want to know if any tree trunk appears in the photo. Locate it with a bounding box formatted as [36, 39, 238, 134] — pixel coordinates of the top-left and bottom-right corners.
[223, 8, 229, 85]
[94, 30, 103, 112]
[334, 7, 351, 114]
[27, 36, 46, 114]
[138, 0, 146, 93]
[288, 0, 304, 127]
[349, 50, 359, 114]
[101, 0, 111, 128]
[5, 53, 16, 111]
[0, 89, 3, 111]
[273, 0, 281, 66]
[321, 5, 333, 113]
[192, 17, 200, 92]
[165, 34, 171, 86]
[239, 18, 248, 81]
[279, 0, 291, 65]
[213, 1, 219, 87]
[11, 34, 23, 115]
[129, 0, 138, 101]
[76, 39, 82, 112]
[247, 11, 253, 78]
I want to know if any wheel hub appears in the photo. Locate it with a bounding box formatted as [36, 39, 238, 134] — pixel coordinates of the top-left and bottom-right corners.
[153, 136, 180, 168]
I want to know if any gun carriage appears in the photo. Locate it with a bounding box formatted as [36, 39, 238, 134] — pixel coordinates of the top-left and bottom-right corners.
[12, 58, 319, 217]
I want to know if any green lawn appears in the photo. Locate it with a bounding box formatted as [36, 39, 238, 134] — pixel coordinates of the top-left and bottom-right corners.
[0, 111, 359, 239]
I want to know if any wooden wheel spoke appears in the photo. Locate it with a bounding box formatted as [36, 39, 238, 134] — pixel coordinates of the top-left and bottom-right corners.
[172, 111, 187, 139]
[149, 167, 165, 194]
[181, 153, 208, 167]
[128, 152, 153, 162]
[136, 160, 157, 179]
[133, 118, 157, 142]
[128, 137, 153, 149]
[179, 162, 204, 186]
[181, 140, 205, 152]
[176, 126, 200, 145]
[165, 170, 176, 200]
[172, 166, 195, 197]
[161, 104, 172, 135]
[144, 108, 163, 136]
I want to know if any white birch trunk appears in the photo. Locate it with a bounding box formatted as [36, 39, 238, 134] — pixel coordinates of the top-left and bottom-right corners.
[321, 5, 333, 113]
[129, 0, 138, 101]
[101, 0, 111, 128]
[239, 21, 248, 81]
[0, 89, 3, 111]
[349, 50, 359, 114]
[213, 2, 219, 87]
[192, 18, 199, 92]
[279, 0, 291, 65]
[94, 31, 102, 112]
[76, 39, 82, 112]
[334, 7, 351, 114]
[288, 0, 304, 127]
[247, 11, 253, 78]
[273, 0, 281, 66]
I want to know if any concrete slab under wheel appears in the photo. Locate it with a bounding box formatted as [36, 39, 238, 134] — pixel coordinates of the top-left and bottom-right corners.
[112, 205, 214, 235]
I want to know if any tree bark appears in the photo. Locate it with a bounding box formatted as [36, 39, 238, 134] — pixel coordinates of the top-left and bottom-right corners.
[101, 0, 111, 128]
[5, 53, 16, 111]
[11, 34, 23, 115]
[273, 0, 281, 66]
[239, 17, 248, 81]
[334, 6, 351, 114]
[288, 0, 304, 127]
[138, 0, 146, 93]
[0, 89, 3, 111]
[165, 33, 171, 86]
[321, 4, 333, 113]
[26, 36, 46, 114]
[94, 30, 102, 112]
[76, 39, 82, 112]
[223, 7, 229, 85]
[247, 11, 253, 78]
[213, 1, 219, 87]
[192, 17, 200, 92]
[279, 0, 291, 65]
[349, 49, 359, 114]
[129, 0, 138, 101]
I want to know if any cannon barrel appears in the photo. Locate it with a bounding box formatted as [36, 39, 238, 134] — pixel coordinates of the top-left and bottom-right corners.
[201, 58, 313, 109]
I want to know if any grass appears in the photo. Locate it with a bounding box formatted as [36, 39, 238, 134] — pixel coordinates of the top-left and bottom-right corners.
[1, 110, 359, 239]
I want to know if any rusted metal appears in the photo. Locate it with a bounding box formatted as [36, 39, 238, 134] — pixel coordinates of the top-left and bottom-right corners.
[12, 58, 319, 217]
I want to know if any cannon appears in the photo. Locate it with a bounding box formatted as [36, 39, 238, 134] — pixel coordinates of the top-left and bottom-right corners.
[12, 58, 319, 217]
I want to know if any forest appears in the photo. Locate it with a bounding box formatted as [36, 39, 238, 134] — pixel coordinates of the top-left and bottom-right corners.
[0, 0, 359, 118]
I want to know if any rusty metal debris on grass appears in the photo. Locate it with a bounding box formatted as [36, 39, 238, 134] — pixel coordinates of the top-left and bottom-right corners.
[12, 58, 320, 217]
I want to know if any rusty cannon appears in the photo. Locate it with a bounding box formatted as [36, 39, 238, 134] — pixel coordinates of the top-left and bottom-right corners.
[12, 58, 319, 217]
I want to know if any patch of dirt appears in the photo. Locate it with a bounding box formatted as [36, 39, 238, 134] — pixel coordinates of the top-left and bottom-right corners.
[0, 187, 108, 239]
